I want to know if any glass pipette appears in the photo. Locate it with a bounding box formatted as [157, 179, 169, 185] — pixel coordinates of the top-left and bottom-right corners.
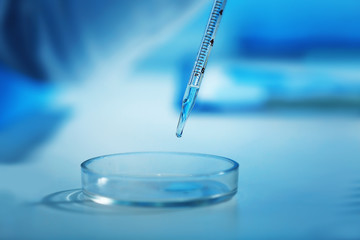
[176, 0, 227, 138]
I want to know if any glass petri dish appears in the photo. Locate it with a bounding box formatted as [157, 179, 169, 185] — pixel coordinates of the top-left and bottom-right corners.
[81, 152, 239, 207]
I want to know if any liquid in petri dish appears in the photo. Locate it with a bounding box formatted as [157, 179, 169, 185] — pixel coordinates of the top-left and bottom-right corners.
[81, 152, 239, 206]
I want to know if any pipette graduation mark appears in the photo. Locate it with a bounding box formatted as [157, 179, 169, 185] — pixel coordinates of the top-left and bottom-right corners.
[176, 0, 227, 138]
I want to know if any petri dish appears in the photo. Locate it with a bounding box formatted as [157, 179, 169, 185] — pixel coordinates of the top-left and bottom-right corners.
[81, 152, 239, 207]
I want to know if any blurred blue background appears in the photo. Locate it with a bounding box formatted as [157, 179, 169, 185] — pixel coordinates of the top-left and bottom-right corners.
[1, 0, 360, 239]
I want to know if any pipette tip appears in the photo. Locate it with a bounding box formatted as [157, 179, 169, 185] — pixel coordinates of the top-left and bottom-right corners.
[176, 113, 186, 138]
[176, 131, 182, 138]
[175, 86, 199, 138]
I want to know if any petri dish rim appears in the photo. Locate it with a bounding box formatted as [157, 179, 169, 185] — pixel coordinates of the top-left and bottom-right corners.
[81, 151, 239, 180]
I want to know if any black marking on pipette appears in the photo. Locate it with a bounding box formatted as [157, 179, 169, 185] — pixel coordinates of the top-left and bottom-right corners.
[210, 39, 214, 46]
[220, 9, 223, 15]
[201, 67, 205, 74]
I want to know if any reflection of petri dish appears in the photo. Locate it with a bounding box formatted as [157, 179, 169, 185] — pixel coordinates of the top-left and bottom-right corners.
[81, 152, 239, 207]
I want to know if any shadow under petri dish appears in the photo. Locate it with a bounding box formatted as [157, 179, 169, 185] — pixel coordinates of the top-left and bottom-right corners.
[81, 152, 239, 207]
[39, 189, 175, 215]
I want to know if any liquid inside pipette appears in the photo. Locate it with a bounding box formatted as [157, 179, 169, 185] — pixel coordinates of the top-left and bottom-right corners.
[176, 86, 199, 138]
[176, 0, 226, 138]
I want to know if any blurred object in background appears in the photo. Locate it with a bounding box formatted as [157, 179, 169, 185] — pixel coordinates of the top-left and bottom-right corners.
[180, 59, 360, 113]
[171, 0, 360, 113]
[0, 62, 68, 164]
[0, 63, 55, 127]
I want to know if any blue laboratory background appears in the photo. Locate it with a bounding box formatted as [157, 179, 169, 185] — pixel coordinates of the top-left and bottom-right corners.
[0, 0, 360, 239]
